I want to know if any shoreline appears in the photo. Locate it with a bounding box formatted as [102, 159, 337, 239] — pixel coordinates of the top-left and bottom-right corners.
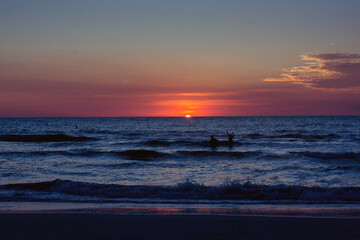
[1, 213, 360, 240]
[2, 201, 360, 218]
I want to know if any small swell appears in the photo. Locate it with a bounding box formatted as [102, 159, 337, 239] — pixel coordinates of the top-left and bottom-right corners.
[0, 134, 96, 142]
[0, 149, 261, 160]
[83, 130, 117, 134]
[293, 151, 360, 160]
[46, 149, 169, 160]
[245, 133, 341, 140]
[126, 133, 143, 136]
[327, 165, 360, 171]
[310, 134, 341, 139]
[0, 149, 168, 160]
[176, 150, 260, 159]
[140, 139, 246, 147]
[114, 150, 169, 160]
[143, 140, 209, 147]
[144, 140, 174, 146]
[245, 134, 263, 139]
[274, 133, 341, 140]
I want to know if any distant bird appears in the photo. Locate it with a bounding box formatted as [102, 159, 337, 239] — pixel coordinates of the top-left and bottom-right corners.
[75, 124, 79, 129]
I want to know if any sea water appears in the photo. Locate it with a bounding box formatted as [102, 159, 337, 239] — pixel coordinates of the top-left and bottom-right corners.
[0, 117, 359, 216]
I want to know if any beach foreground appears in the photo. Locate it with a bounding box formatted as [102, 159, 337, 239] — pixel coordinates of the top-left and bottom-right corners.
[1, 214, 360, 240]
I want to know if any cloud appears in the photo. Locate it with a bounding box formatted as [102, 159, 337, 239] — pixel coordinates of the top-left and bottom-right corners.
[264, 52, 360, 92]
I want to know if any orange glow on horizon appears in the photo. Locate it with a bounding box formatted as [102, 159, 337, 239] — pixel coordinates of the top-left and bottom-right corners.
[185, 114, 191, 118]
[151, 98, 243, 117]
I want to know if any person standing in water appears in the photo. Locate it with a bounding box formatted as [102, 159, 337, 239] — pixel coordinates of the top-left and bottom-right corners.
[226, 131, 235, 146]
[210, 135, 218, 148]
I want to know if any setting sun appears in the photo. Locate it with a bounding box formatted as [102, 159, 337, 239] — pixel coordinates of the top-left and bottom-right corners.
[185, 115, 191, 118]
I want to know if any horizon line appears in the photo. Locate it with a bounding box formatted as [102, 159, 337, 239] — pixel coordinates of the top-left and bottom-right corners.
[0, 115, 359, 118]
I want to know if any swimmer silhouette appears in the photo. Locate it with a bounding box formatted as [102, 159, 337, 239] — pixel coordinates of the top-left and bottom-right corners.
[226, 131, 235, 146]
[210, 135, 219, 148]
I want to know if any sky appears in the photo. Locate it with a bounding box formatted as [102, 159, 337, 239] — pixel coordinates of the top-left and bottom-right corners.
[1, 0, 359, 117]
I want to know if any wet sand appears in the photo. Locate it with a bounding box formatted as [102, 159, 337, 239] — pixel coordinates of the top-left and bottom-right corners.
[1, 213, 360, 240]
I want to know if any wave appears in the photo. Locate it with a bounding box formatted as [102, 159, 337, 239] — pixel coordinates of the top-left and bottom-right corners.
[292, 151, 360, 160]
[82, 130, 144, 136]
[66, 149, 169, 160]
[143, 140, 193, 146]
[176, 150, 260, 158]
[114, 150, 169, 160]
[6, 148, 357, 162]
[0, 149, 263, 160]
[0, 134, 96, 142]
[144, 140, 178, 146]
[142, 139, 243, 147]
[3, 149, 168, 160]
[1, 179, 360, 203]
[82, 130, 118, 134]
[327, 165, 360, 171]
[245, 133, 341, 140]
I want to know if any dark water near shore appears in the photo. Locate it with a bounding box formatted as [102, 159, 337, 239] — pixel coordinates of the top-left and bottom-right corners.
[0, 117, 359, 207]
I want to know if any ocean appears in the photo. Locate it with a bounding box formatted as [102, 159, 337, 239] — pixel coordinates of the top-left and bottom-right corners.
[0, 117, 359, 216]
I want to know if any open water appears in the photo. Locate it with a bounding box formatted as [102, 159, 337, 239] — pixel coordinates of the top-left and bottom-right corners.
[0, 117, 359, 215]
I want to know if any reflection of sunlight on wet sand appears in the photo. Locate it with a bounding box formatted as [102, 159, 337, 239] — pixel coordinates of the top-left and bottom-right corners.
[70, 205, 360, 217]
[3, 203, 360, 218]
[1, 200, 360, 217]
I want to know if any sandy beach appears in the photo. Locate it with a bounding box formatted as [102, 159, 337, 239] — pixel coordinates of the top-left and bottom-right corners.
[1, 213, 359, 240]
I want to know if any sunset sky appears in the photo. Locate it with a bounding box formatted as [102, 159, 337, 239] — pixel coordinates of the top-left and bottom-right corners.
[1, 0, 359, 117]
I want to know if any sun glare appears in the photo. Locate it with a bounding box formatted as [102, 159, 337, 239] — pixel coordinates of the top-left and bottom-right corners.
[185, 115, 191, 118]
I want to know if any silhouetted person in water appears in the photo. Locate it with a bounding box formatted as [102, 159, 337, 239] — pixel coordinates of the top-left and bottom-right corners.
[226, 131, 235, 146]
[210, 135, 218, 148]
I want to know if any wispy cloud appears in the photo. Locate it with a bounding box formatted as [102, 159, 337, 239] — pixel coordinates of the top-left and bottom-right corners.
[264, 52, 360, 92]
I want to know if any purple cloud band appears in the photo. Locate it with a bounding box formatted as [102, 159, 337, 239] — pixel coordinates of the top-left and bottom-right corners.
[264, 52, 360, 92]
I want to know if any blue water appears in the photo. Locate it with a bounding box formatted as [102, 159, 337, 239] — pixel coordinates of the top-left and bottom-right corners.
[0, 117, 359, 210]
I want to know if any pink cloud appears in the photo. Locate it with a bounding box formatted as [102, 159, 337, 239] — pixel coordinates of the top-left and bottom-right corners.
[264, 52, 360, 92]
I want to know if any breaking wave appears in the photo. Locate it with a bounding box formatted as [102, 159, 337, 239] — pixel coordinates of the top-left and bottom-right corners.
[1, 179, 359, 203]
